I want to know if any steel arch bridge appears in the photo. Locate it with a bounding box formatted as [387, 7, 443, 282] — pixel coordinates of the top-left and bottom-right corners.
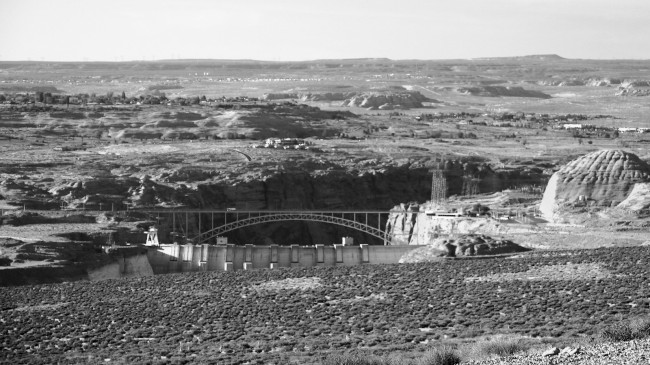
[142, 210, 391, 245]
[195, 212, 388, 244]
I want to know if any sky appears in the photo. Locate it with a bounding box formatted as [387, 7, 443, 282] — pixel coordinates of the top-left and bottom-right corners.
[1, 0, 650, 61]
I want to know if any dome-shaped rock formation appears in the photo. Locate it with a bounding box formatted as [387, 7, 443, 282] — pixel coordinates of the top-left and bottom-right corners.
[540, 150, 650, 221]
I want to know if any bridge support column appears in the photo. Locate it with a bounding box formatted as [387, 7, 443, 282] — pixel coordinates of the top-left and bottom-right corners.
[291, 245, 300, 264]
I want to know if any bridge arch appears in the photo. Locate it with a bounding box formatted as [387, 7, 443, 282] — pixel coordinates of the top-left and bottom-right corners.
[193, 212, 388, 244]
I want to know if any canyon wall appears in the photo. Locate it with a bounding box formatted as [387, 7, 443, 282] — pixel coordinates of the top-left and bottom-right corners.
[23, 161, 547, 246]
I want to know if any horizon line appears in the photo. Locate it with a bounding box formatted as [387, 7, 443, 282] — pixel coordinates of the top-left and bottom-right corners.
[3, 54, 650, 63]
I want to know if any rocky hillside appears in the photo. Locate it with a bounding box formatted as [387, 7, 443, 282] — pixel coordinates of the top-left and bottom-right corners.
[540, 150, 650, 222]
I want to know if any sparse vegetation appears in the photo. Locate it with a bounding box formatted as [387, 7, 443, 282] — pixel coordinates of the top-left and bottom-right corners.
[417, 347, 461, 365]
[3, 246, 650, 363]
[322, 347, 459, 365]
[466, 336, 529, 360]
[600, 317, 650, 342]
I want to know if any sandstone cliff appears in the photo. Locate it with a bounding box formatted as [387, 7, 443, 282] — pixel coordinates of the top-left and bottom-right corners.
[385, 203, 509, 246]
[7, 157, 547, 246]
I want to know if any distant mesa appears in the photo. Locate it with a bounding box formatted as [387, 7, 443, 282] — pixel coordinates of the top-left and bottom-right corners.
[532, 78, 622, 87]
[262, 91, 436, 110]
[473, 54, 566, 62]
[299, 92, 357, 102]
[0, 85, 63, 93]
[456, 86, 552, 99]
[540, 149, 650, 222]
[518, 54, 566, 61]
[341, 91, 435, 110]
[262, 93, 299, 101]
[586, 78, 622, 87]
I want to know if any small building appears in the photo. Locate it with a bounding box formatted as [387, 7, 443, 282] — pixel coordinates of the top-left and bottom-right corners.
[341, 237, 354, 246]
[618, 127, 639, 133]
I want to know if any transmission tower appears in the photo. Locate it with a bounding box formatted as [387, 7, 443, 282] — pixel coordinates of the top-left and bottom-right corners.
[430, 169, 447, 204]
[461, 173, 481, 196]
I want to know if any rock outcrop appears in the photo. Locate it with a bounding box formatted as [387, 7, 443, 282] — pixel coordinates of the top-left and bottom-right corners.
[341, 91, 433, 109]
[399, 234, 528, 262]
[386, 203, 512, 246]
[616, 88, 650, 97]
[586, 78, 621, 87]
[540, 150, 650, 221]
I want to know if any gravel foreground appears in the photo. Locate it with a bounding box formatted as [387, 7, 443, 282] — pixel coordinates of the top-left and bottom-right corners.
[467, 338, 650, 365]
[3, 246, 650, 364]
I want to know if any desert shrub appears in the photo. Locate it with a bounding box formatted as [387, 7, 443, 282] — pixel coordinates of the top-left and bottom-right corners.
[631, 318, 650, 338]
[600, 318, 650, 342]
[416, 346, 460, 365]
[469, 337, 528, 358]
[322, 352, 390, 365]
[600, 322, 635, 341]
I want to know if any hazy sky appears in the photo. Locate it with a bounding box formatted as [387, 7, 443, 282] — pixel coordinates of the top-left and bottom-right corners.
[1, 0, 649, 61]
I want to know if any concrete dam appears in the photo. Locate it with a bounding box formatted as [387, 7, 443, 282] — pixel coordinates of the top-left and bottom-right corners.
[146, 243, 423, 274]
